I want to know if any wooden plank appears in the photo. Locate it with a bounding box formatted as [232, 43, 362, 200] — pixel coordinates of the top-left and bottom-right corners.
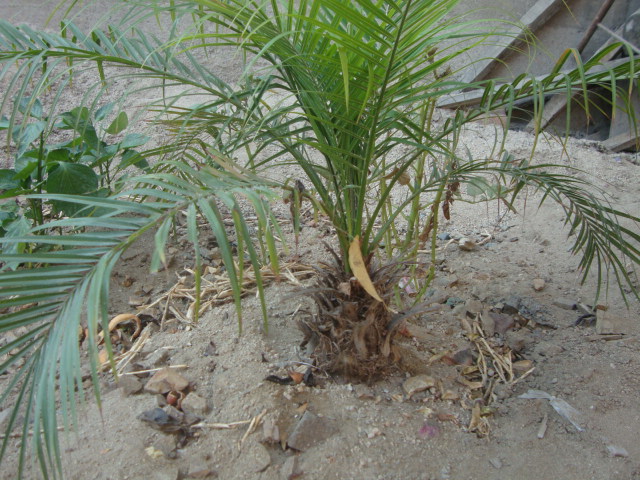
[525, 25, 625, 132]
[458, 0, 566, 85]
[601, 130, 640, 152]
[604, 79, 640, 151]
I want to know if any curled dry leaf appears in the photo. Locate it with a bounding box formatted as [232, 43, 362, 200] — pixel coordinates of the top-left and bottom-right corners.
[468, 402, 490, 437]
[98, 313, 141, 344]
[512, 359, 534, 372]
[348, 236, 383, 303]
[457, 377, 484, 390]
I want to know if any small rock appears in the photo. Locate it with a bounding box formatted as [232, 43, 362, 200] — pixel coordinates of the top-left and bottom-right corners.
[501, 296, 520, 315]
[553, 298, 576, 310]
[287, 411, 338, 451]
[128, 295, 146, 307]
[450, 349, 474, 366]
[606, 445, 629, 458]
[480, 309, 495, 336]
[118, 375, 143, 396]
[458, 238, 476, 251]
[532, 278, 545, 291]
[489, 312, 515, 335]
[142, 349, 171, 369]
[139, 407, 184, 433]
[403, 375, 436, 397]
[504, 330, 532, 353]
[136, 283, 155, 295]
[445, 297, 464, 307]
[366, 427, 382, 439]
[262, 417, 281, 444]
[576, 303, 593, 315]
[144, 368, 190, 394]
[187, 464, 218, 478]
[181, 393, 209, 416]
[535, 342, 564, 357]
[437, 232, 451, 241]
[464, 299, 484, 316]
[596, 310, 624, 335]
[489, 457, 503, 469]
[151, 467, 180, 480]
[425, 288, 449, 305]
[354, 384, 376, 400]
[245, 441, 271, 472]
[164, 405, 185, 423]
[204, 341, 218, 357]
[153, 435, 178, 459]
[281, 456, 301, 480]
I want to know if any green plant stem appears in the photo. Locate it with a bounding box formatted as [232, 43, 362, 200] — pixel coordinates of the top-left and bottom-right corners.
[33, 132, 46, 227]
[405, 103, 432, 249]
[425, 181, 445, 287]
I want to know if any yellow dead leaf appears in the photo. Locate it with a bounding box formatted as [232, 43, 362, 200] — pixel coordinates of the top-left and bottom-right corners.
[348, 236, 383, 302]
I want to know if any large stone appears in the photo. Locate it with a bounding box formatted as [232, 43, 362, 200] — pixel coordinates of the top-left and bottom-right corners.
[287, 412, 338, 451]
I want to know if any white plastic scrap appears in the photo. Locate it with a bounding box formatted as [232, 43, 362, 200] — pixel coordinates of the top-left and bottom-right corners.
[518, 389, 585, 432]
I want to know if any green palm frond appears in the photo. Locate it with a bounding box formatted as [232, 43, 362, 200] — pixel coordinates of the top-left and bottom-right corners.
[169, 0, 640, 259]
[0, 160, 278, 477]
[459, 157, 640, 302]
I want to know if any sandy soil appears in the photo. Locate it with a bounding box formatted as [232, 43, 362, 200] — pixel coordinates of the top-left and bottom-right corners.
[1, 2, 640, 480]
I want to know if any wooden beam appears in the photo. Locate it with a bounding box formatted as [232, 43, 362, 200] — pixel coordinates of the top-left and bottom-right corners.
[525, 24, 625, 133]
[601, 130, 640, 152]
[605, 80, 640, 152]
[458, 0, 566, 85]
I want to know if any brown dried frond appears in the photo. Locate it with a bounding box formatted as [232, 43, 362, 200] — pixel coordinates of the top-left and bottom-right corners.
[297, 246, 427, 381]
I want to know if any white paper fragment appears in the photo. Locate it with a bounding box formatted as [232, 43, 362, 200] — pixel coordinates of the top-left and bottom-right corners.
[606, 445, 629, 458]
[518, 389, 585, 432]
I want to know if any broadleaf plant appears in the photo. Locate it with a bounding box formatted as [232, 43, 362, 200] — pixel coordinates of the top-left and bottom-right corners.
[0, 0, 639, 476]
